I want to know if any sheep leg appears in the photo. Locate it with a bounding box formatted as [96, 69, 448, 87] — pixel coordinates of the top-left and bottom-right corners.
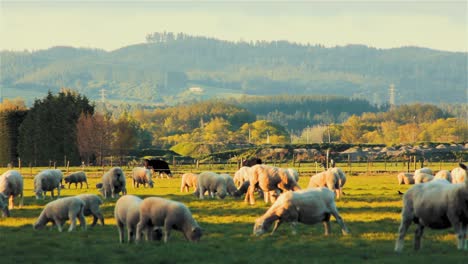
[163, 227, 171, 243]
[453, 222, 466, 250]
[271, 220, 282, 235]
[127, 226, 135, 243]
[329, 207, 349, 235]
[80, 182, 83, 189]
[135, 222, 145, 243]
[395, 213, 413, 252]
[116, 221, 125, 243]
[68, 214, 77, 232]
[54, 217, 63, 232]
[323, 221, 331, 236]
[8, 195, 14, 209]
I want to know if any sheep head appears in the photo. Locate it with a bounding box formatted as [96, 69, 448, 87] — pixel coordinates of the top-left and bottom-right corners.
[187, 226, 203, 242]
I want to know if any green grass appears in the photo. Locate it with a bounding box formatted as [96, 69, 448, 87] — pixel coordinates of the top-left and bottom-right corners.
[1, 166, 467, 264]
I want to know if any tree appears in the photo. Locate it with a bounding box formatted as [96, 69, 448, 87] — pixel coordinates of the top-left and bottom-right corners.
[340, 115, 365, 143]
[0, 106, 27, 166]
[112, 113, 140, 160]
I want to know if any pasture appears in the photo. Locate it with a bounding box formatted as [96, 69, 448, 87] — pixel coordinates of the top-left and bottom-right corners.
[1, 164, 467, 264]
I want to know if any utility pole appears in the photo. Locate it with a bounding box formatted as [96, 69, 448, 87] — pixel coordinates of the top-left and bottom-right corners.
[100, 88, 107, 103]
[389, 84, 396, 109]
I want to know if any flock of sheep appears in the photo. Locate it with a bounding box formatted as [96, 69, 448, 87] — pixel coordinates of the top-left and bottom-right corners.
[0, 162, 467, 252]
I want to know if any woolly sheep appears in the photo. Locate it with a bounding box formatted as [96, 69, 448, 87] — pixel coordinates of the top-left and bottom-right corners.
[76, 194, 104, 226]
[245, 164, 301, 205]
[194, 171, 227, 199]
[100, 167, 127, 199]
[233, 166, 252, 187]
[132, 167, 154, 188]
[135, 197, 202, 243]
[415, 167, 433, 176]
[307, 170, 339, 195]
[451, 167, 467, 184]
[395, 163, 468, 252]
[220, 174, 238, 196]
[33, 196, 87, 232]
[413, 172, 434, 184]
[434, 170, 452, 183]
[180, 173, 198, 192]
[329, 167, 346, 198]
[34, 169, 63, 199]
[397, 173, 415, 185]
[253, 188, 350, 236]
[64, 171, 88, 189]
[0, 170, 24, 216]
[114, 195, 162, 243]
[284, 168, 299, 182]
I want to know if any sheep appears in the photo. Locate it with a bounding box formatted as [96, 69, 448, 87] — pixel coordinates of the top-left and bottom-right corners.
[415, 167, 433, 176]
[194, 171, 227, 199]
[330, 167, 346, 198]
[33, 196, 87, 232]
[395, 163, 468, 252]
[220, 173, 238, 196]
[0, 170, 24, 216]
[284, 168, 299, 182]
[76, 194, 104, 226]
[64, 171, 88, 189]
[434, 170, 452, 183]
[114, 195, 162, 243]
[413, 172, 434, 184]
[34, 169, 63, 199]
[451, 167, 467, 184]
[307, 169, 339, 195]
[253, 188, 350, 236]
[135, 197, 202, 243]
[397, 173, 415, 185]
[132, 167, 154, 188]
[100, 167, 127, 199]
[180, 173, 198, 192]
[245, 164, 301, 205]
[233, 166, 252, 187]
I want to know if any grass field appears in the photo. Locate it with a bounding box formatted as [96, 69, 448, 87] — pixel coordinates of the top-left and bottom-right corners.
[0, 165, 467, 264]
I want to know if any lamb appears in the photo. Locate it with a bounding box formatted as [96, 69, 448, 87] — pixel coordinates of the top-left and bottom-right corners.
[180, 173, 198, 192]
[132, 167, 154, 188]
[135, 197, 202, 243]
[397, 173, 415, 185]
[245, 164, 301, 205]
[114, 195, 162, 243]
[233, 166, 252, 187]
[64, 171, 88, 189]
[0, 170, 24, 216]
[434, 170, 452, 183]
[413, 172, 434, 184]
[99, 167, 127, 199]
[220, 173, 238, 196]
[33, 196, 87, 232]
[194, 171, 227, 199]
[34, 169, 63, 199]
[76, 194, 104, 226]
[253, 188, 350, 236]
[451, 167, 467, 184]
[395, 163, 468, 252]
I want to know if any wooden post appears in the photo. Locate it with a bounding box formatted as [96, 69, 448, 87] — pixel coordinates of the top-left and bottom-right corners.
[18, 157, 21, 171]
[66, 161, 70, 174]
[413, 156, 417, 171]
[196, 160, 199, 169]
[53, 161, 57, 169]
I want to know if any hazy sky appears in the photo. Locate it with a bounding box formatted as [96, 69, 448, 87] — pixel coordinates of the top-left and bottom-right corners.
[1, 0, 467, 52]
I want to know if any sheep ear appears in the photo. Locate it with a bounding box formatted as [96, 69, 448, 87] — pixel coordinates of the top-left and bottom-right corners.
[460, 163, 467, 170]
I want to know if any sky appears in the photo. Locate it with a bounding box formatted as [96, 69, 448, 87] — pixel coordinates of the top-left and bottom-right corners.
[0, 0, 467, 52]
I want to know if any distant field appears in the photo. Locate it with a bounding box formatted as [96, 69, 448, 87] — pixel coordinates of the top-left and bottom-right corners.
[0, 165, 467, 264]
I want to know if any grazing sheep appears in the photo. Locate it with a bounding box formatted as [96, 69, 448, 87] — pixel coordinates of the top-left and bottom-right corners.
[194, 171, 227, 199]
[245, 164, 301, 205]
[434, 170, 452, 183]
[33, 196, 87, 232]
[114, 195, 162, 243]
[132, 167, 154, 188]
[330, 167, 346, 198]
[0, 170, 24, 216]
[64, 171, 88, 189]
[100, 167, 127, 199]
[397, 173, 415, 185]
[233, 166, 252, 187]
[220, 174, 238, 196]
[76, 194, 104, 226]
[307, 170, 339, 195]
[180, 173, 198, 192]
[34, 169, 63, 199]
[284, 168, 299, 182]
[253, 188, 350, 236]
[395, 163, 468, 252]
[413, 172, 434, 184]
[451, 167, 467, 184]
[135, 197, 202, 243]
[415, 167, 433, 175]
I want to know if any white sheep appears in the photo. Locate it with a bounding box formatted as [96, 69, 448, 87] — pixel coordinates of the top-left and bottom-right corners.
[246, 164, 301, 205]
[395, 163, 468, 252]
[415, 167, 433, 175]
[135, 197, 202, 243]
[220, 173, 238, 196]
[0, 170, 24, 216]
[114, 195, 162, 243]
[253, 188, 350, 236]
[76, 194, 104, 226]
[233, 166, 252, 187]
[180, 173, 198, 192]
[413, 172, 434, 184]
[64, 171, 88, 189]
[100, 167, 127, 199]
[451, 167, 467, 184]
[34, 169, 63, 199]
[307, 170, 339, 194]
[284, 168, 299, 182]
[397, 173, 415, 185]
[329, 167, 346, 198]
[33, 196, 87, 232]
[194, 171, 227, 199]
[434, 170, 452, 183]
[132, 167, 154, 188]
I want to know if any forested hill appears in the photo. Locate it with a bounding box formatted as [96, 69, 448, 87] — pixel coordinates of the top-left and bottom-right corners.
[1, 33, 466, 105]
